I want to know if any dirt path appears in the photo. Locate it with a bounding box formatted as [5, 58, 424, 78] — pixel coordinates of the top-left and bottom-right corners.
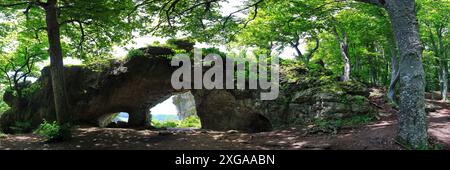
[0, 115, 448, 150]
[1, 89, 450, 150]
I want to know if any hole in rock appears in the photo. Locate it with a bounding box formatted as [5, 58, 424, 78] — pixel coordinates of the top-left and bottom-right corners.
[99, 112, 129, 128]
[99, 92, 201, 129]
[150, 92, 201, 129]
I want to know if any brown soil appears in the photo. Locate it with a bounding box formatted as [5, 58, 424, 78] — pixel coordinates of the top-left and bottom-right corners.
[1, 88, 449, 150]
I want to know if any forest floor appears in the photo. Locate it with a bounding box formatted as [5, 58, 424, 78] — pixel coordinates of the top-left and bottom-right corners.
[1, 88, 450, 150]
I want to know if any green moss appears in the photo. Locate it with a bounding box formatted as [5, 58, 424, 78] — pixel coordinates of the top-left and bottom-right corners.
[352, 95, 367, 105]
[127, 48, 145, 59]
[22, 83, 42, 97]
[309, 114, 375, 134]
[395, 137, 442, 150]
[319, 84, 345, 94]
[83, 57, 115, 72]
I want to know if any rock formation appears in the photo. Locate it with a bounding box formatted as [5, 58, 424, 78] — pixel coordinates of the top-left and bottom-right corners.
[0, 46, 272, 132]
[0, 45, 375, 133]
[173, 92, 197, 120]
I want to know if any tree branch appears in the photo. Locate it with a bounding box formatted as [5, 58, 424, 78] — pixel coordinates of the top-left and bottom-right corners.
[0, 2, 29, 8]
[222, 0, 264, 29]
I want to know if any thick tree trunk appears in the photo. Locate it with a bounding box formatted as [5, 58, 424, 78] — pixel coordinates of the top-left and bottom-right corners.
[385, 0, 428, 148]
[44, 0, 70, 124]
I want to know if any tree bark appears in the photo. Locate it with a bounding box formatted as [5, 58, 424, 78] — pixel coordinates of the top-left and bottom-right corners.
[385, 0, 428, 148]
[439, 57, 448, 101]
[332, 25, 351, 82]
[387, 44, 399, 103]
[437, 27, 448, 101]
[367, 43, 378, 85]
[44, 0, 70, 124]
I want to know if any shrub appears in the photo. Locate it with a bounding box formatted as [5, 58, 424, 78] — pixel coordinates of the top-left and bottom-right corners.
[152, 120, 178, 128]
[0, 131, 6, 138]
[151, 116, 201, 129]
[21, 83, 41, 97]
[34, 120, 72, 142]
[178, 116, 201, 128]
[0, 88, 10, 114]
[127, 48, 145, 59]
[83, 56, 114, 72]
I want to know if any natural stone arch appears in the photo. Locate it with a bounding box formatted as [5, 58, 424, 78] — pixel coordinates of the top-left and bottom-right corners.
[0, 46, 272, 132]
[0, 46, 374, 134]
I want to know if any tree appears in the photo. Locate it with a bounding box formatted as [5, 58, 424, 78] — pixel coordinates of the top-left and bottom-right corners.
[352, 0, 428, 148]
[233, 0, 324, 65]
[1, 0, 137, 124]
[418, 0, 450, 101]
[0, 46, 46, 97]
[330, 19, 351, 82]
[150, 0, 430, 148]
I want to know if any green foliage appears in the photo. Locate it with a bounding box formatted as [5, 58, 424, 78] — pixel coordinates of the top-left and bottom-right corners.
[0, 131, 6, 138]
[21, 83, 41, 97]
[127, 48, 145, 59]
[178, 116, 202, 128]
[309, 114, 375, 134]
[83, 56, 115, 72]
[10, 121, 33, 134]
[34, 120, 72, 142]
[151, 116, 201, 129]
[152, 120, 178, 128]
[0, 87, 9, 115]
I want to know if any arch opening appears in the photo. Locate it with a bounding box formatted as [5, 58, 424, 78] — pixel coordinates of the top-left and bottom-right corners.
[98, 112, 130, 128]
[98, 92, 201, 129]
[150, 92, 201, 129]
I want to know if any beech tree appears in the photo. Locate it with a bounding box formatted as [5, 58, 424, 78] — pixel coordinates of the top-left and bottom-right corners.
[418, 0, 449, 101]
[352, 0, 428, 148]
[141, 0, 429, 148]
[0, 0, 137, 124]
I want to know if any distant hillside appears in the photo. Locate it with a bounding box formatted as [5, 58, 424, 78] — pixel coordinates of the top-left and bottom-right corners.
[113, 113, 179, 123]
[153, 114, 179, 121]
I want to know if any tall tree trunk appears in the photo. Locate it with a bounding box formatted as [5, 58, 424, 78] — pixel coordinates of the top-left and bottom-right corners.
[44, 0, 70, 124]
[428, 23, 448, 101]
[439, 58, 448, 101]
[387, 45, 399, 103]
[385, 0, 427, 148]
[332, 25, 351, 82]
[367, 43, 378, 85]
[437, 28, 448, 101]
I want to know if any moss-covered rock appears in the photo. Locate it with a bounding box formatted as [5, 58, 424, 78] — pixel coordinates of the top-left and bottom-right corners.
[253, 61, 375, 127]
